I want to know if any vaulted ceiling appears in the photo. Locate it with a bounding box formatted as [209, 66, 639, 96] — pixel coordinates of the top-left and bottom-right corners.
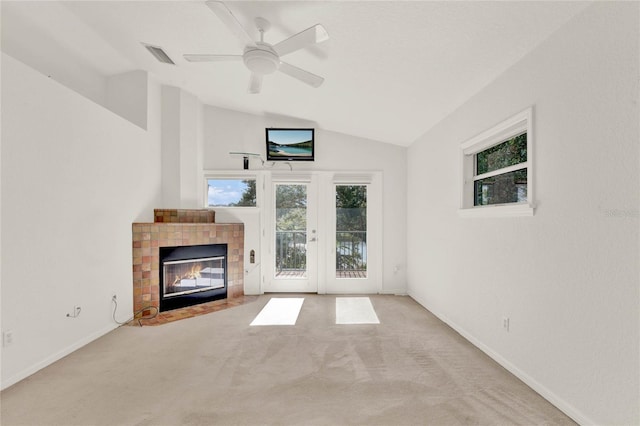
[1, 1, 589, 146]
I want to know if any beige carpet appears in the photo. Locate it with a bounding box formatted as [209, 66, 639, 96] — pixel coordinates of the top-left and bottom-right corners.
[0, 295, 575, 425]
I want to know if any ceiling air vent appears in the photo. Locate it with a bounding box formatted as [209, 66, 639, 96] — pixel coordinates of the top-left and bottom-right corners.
[142, 43, 175, 65]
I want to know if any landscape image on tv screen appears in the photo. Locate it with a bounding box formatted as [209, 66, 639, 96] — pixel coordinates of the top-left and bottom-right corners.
[266, 128, 314, 161]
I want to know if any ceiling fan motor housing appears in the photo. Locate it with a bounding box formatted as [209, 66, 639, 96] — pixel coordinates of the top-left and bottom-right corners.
[243, 43, 279, 75]
[184, 4, 327, 92]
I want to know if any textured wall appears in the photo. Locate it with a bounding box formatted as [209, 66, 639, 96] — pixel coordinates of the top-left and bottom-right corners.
[1, 53, 163, 389]
[407, 3, 639, 424]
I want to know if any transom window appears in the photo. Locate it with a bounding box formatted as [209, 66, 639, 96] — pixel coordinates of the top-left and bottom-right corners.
[460, 107, 534, 217]
[207, 178, 256, 207]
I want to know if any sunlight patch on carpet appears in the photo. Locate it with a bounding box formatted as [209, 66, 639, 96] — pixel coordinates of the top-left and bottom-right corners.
[250, 298, 304, 326]
[336, 297, 380, 324]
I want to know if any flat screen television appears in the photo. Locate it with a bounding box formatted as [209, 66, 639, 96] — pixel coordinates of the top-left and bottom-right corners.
[266, 128, 315, 161]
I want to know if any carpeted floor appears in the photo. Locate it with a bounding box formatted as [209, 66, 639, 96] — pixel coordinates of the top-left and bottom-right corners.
[0, 295, 575, 425]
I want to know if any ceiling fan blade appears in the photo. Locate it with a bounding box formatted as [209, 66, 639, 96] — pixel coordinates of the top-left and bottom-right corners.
[183, 54, 242, 62]
[273, 24, 329, 57]
[248, 73, 263, 94]
[278, 62, 324, 88]
[205, 1, 254, 47]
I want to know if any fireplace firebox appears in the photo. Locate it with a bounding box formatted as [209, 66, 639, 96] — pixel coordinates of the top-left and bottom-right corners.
[159, 244, 227, 312]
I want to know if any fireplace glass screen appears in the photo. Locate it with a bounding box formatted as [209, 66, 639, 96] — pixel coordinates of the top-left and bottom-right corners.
[163, 256, 225, 298]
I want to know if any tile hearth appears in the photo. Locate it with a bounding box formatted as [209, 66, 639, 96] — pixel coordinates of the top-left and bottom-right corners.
[131, 295, 259, 326]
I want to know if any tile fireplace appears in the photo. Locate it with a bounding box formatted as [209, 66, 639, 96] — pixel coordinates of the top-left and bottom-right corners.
[132, 209, 244, 317]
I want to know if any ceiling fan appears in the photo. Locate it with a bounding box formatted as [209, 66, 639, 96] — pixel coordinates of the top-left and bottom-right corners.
[184, 1, 329, 94]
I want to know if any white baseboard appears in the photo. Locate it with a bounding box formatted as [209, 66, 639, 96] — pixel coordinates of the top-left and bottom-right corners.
[380, 288, 407, 296]
[1, 323, 119, 390]
[408, 291, 592, 426]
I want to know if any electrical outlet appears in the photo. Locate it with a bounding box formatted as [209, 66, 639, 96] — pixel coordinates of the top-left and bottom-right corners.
[502, 317, 510, 332]
[66, 306, 81, 318]
[3, 330, 14, 347]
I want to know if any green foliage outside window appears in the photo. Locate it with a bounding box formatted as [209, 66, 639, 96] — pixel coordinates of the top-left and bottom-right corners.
[229, 180, 256, 207]
[476, 133, 527, 175]
[336, 185, 367, 272]
[275, 185, 307, 271]
[474, 133, 528, 206]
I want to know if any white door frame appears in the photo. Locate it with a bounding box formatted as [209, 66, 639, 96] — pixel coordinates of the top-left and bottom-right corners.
[262, 172, 318, 293]
[258, 170, 382, 295]
[321, 172, 382, 294]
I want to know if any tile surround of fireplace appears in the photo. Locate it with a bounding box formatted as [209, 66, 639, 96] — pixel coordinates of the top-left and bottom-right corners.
[132, 209, 244, 318]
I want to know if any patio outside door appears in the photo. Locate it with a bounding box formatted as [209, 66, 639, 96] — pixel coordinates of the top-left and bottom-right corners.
[264, 179, 318, 292]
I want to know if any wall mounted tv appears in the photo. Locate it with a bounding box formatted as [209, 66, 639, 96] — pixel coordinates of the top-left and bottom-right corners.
[266, 128, 315, 161]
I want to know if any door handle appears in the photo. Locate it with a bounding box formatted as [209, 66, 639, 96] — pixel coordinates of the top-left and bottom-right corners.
[309, 237, 317, 242]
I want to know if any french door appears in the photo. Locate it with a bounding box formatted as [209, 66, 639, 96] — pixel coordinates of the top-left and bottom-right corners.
[261, 172, 380, 294]
[263, 177, 318, 293]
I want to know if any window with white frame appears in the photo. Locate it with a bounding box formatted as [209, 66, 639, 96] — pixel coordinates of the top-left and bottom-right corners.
[460, 108, 534, 217]
[206, 177, 257, 207]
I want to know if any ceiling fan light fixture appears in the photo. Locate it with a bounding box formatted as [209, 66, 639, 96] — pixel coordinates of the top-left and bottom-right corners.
[243, 46, 279, 75]
[184, 3, 328, 92]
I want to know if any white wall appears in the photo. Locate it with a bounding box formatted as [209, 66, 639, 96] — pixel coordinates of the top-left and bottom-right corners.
[178, 89, 204, 208]
[203, 106, 408, 294]
[1, 2, 108, 107]
[161, 86, 181, 207]
[106, 71, 149, 130]
[161, 86, 204, 209]
[0, 54, 163, 389]
[406, 3, 639, 425]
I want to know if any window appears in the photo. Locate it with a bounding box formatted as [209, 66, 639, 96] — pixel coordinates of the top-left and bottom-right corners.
[207, 178, 256, 207]
[460, 108, 534, 217]
[474, 133, 527, 206]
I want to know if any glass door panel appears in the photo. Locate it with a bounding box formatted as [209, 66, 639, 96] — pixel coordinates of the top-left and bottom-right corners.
[265, 179, 317, 293]
[275, 184, 307, 278]
[336, 185, 367, 279]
